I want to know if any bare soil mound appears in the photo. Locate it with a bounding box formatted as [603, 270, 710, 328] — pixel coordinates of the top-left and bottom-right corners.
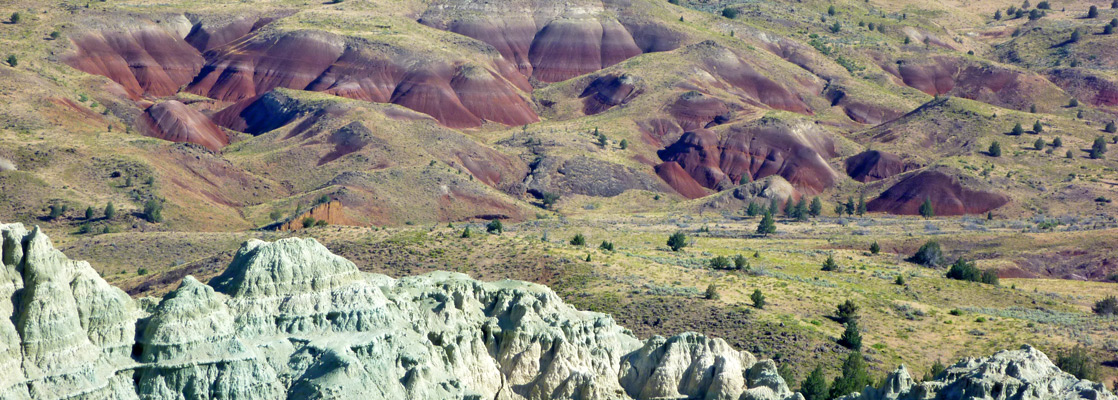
[867, 168, 1009, 216]
[142, 100, 229, 151]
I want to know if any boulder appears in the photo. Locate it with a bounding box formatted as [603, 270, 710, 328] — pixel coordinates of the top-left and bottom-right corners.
[838, 345, 1116, 400]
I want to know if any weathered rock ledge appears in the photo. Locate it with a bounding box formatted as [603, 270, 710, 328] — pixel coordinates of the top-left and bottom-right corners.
[0, 222, 1113, 400]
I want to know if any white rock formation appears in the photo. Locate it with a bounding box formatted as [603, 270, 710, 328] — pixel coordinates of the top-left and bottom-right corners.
[0, 223, 804, 400]
[838, 345, 1117, 400]
[1, 222, 1112, 400]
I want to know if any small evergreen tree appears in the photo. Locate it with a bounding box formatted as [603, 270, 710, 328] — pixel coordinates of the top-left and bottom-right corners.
[1088, 5, 1099, 18]
[1030, 104, 1037, 113]
[1053, 137, 1063, 147]
[1067, 149, 1074, 158]
[47, 204, 64, 220]
[795, 197, 809, 221]
[809, 197, 823, 217]
[9, 12, 19, 24]
[1011, 122, 1024, 135]
[844, 197, 855, 215]
[1055, 346, 1099, 381]
[856, 194, 867, 216]
[1070, 28, 1081, 43]
[828, 5, 836, 15]
[784, 199, 797, 217]
[540, 191, 560, 209]
[768, 198, 780, 215]
[721, 7, 738, 18]
[800, 366, 828, 400]
[668, 231, 688, 251]
[751, 289, 766, 309]
[839, 321, 862, 350]
[910, 240, 943, 267]
[1106, 25, 1115, 35]
[1093, 295, 1117, 316]
[836, 300, 859, 323]
[756, 212, 776, 236]
[599, 241, 615, 251]
[302, 217, 317, 229]
[461, 226, 472, 238]
[570, 233, 586, 246]
[49, 31, 61, 40]
[486, 220, 503, 234]
[870, 241, 880, 254]
[1105, 121, 1117, 133]
[821, 254, 839, 271]
[1034, 138, 1046, 150]
[830, 352, 871, 399]
[104, 202, 116, 219]
[831, 21, 841, 33]
[1069, 98, 1079, 107]
[705, 284, 720, 300]
[922, 360, 947, 381]
[895, 275, 906, 285]
[1033, 120, 1043, 133]
[746, 202, 762, 217]
[619, 139, 628, 149]
[710, 256, 732, 269]
[734, 254, 749, 270]
[994, 9, 1002, 20]
[5, 55, 16, 67]
[85, 206, 95, 220]
[919, 198, 934, 219]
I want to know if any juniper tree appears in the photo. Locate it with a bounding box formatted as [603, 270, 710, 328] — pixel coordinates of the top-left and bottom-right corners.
[870, 241, 880, 254]
[800, 366, 828, 400]
[1033, 120, 1043, 133]
[919, 198, 934, 219]
[104, 202, 116, 219]
[1034, 138, 1046, 150]
[821, 254, 839, 271]
[838, 321, 862, 350]
[1088, 5, 1099, 18]
[1011, 122, 1024, 135]
[667, 231, 688, 251]
[751, 289, 766, 309]
[757, 212, 776, 236]
[829, 351, 871, 399]
[809, 196, 822, 217]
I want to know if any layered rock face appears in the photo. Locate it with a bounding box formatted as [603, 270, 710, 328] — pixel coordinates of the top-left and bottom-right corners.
[656, 120, 837, 197]
[188, 30, 538, 129]
[0, 222, 804, 400]
[418, 0, 685, 83]
[65, 26, 205, 99]
[838, 345, 1116, 400]
[142, 100, 230, 151]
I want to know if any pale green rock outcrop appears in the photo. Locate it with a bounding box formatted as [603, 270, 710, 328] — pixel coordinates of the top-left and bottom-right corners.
[1, 222, 1113, 400]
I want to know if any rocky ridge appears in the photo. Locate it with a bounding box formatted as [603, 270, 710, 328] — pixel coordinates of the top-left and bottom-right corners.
[1, 222, 1113, 400]
[0, 222, 802, 400]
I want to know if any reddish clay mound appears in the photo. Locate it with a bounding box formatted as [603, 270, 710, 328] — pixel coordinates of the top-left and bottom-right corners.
[66, 28, 204, 98]
[702, 48, 812, 114]
[657, 120, 837, 195]
[421, 9, 683, 83]
[1047, 68, 1118, 108]
[276, 200, 350, 230]
[827, 89, 904, 125]
[580, 74, 638, 115]
[669, 92, 731, 131]
[888, 56, 1061, 110]
[867, 169, 1009, 215]
[655, 161, 709, 199]
[187, 30, 346, 102]
[528, 19, 642, 83]
[142, 101, 228, 151]
[189, 31, 536, 128]
[184, 16, 275, 52]
[638, 118, 684, 147]
[845, 150, 912, 183]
